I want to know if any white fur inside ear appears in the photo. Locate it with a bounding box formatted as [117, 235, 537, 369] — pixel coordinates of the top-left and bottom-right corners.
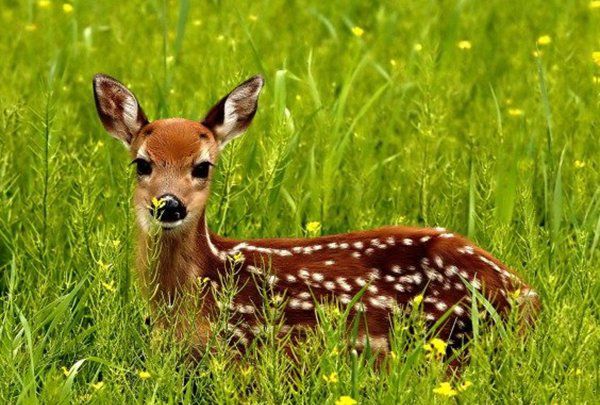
[94, 74, 147, 146]
[122, 94, 140, 131]
[215, 77, 263, 149]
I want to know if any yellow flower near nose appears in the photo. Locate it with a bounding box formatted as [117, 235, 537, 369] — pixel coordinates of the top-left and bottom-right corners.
[151, 197, 166, 210]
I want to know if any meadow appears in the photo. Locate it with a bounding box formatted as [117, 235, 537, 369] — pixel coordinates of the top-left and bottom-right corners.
[0, 0, 599, 403]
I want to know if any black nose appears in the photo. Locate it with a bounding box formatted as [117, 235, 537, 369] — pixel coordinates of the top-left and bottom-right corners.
[150, 194, 187, 223]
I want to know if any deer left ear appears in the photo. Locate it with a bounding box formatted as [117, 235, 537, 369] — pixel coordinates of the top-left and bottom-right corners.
[202, 75, 264, 149]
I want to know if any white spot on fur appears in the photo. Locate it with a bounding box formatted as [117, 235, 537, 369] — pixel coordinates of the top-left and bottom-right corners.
[312, 273, 324, 282]
[433, 255, 444, 268]
[300, 301, 313, 310]
[394, 283, 405, 292]
[298, 269, 310, 279]
[353, 241, 364, 249]
[445, 265, 459, 277]
[402, 238, 413, 246]
[352, 252, 361, 259]
[339, 294, 352, 304]
[328, 242, 339, 249]
[435, 301, 448, 311]
[439, 233, 454, 239]
[324, 281, 336, 290]
[286, 274, 297, 283]
[420, 235, 431, 243]
[339, 242, 349, 249]
[391, 265, 402, 274]
[385, 275, 395, 282]
[324, 260, 335, 266]
[247, 266, 263, 275]
[356, 277, 367, 287]
[336, 277, 352, 292]
[368, 268, 381, 280]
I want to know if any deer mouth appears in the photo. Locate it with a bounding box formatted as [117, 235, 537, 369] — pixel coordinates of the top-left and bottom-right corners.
[159, 219, 184, 230]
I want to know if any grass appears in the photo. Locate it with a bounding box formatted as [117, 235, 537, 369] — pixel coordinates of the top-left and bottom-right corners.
[0, 0, 599, 403]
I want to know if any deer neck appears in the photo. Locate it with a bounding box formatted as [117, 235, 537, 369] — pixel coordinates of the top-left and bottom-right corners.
[136, 211, 222, 305]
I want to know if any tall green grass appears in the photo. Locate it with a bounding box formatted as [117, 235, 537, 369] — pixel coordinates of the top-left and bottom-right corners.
[0, 0, 598, 403]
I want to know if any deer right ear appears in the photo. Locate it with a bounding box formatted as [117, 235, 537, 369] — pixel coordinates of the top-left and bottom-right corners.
[202, 75, 264, 149]
[93, 74, 149, 147]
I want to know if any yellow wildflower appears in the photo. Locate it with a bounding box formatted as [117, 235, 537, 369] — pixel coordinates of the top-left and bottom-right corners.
[424, 338, 447, 360]
[592, 51, 600, 66]
[537, 35, 552, 46]
[241, 367, 252, 377]
[575, 368, 583, 376]
[151, 197, 166, 210]
[323, 371, 339, 384]
[216, 34, 225, 42]
[62, 3, 73, 13]
[330, 347, 339, 356]
[102, 281, 116, 293]
[433, 382, 458, 397]
[412, 294, 423, 305]
[192, 19, 202, 26]
[25, 23, 37, 32]
[413, 43, 423, 52]
[351, 26, 364, 37]
[232, 251, 245, 263]
[574, 160, 586, 169]
[38, 0, 51, 8]
[61, 366, 70, 377]
[457, 40, 472, 50]
[91, 381, 105, 390]
[248, 14, 258, 21]
[508, 108, 524, 117]
[390, 59, 397, 67]
[532, 50, 543, 57]
[306, 221, 321, 234]
[138, 370, 151, 380]
[594, 76, 600, 84]
[590, 1, 600, 9]
[336, 396, 357, 405]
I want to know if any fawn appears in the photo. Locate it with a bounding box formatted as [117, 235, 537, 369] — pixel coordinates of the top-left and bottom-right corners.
[93, 73, 539, 361]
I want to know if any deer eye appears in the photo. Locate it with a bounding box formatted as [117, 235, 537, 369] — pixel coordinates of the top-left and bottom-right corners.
[132, 158, 152, 176]
[192, 162, 211, 179]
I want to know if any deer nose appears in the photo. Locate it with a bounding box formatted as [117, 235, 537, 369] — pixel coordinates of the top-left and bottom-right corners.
[150, 194, 187, 223]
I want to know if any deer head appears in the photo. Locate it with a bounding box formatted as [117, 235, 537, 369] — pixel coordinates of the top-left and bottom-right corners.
[92, 74, 264, 234]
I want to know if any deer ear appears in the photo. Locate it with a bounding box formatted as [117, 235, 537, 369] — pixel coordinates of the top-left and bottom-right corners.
[93, 74, 149, 147]
[202, 75, 264, 149]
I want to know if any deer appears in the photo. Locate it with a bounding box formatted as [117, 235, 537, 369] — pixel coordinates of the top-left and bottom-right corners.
[92, 73, 540, 364]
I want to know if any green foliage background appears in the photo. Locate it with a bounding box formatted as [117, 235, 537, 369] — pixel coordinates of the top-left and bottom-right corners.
[0, 0, 598, 403]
